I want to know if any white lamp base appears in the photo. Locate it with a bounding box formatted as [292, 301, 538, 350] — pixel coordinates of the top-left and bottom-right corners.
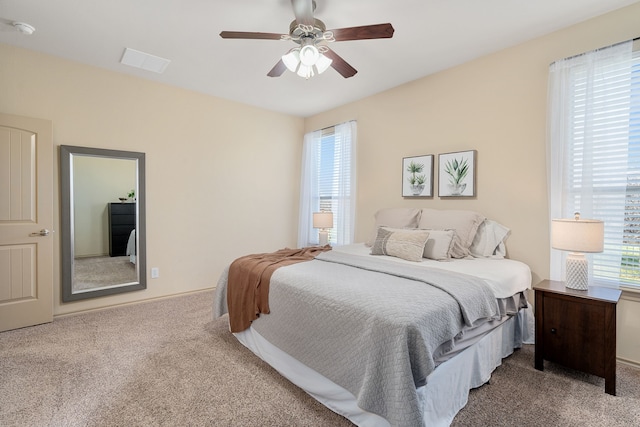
[565, 252, 588, 290]
[318, 230, 329, 246]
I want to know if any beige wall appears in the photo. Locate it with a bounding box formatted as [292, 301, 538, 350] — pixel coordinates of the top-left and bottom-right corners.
[305, 3, 640, 286]
[0, 43, 304, 315]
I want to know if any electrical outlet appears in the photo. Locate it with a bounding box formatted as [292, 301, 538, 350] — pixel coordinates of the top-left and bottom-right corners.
[151, 267, 159, 279]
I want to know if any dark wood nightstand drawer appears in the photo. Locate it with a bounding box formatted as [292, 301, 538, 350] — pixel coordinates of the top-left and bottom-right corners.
[534, 279, 621, 395]
[542, 296, 606, 376]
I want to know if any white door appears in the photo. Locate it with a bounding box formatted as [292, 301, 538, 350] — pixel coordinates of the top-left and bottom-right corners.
[0, 113, 54, 332]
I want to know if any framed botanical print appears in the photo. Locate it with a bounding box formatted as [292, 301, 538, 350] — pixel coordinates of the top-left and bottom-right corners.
[438, 150, 476, 197]
[402, 155, 434, 197]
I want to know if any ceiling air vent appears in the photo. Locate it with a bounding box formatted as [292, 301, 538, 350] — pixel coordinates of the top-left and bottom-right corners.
[120, 48, 171, 74]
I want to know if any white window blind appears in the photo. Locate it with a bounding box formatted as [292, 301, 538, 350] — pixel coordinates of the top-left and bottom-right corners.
[548, 40, 640, 290]
[297, 121, 356, 247]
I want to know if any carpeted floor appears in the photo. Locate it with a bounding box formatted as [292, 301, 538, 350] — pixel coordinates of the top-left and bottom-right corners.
[451, 345, 640, 427]
[73, 256, 137, 291]
[1, 290, 639, 427]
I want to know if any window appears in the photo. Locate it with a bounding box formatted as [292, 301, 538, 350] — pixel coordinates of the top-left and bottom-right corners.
[548, 40, 640, 290]
[297, 121, 356, 247]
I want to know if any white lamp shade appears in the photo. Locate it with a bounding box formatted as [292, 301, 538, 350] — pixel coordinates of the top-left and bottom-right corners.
[551, 218, 604, 253]
[282, 50, 300, 72]
[299, 44, 320, 66]
[313, 211, 333, 229]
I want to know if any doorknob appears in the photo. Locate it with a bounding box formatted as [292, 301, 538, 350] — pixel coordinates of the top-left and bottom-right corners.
[29, 229, 52, 237]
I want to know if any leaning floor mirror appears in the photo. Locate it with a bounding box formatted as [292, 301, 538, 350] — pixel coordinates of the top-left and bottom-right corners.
[60, 145, 146, 302]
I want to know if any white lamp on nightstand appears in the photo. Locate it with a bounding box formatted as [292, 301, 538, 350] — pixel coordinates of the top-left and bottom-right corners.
[313, 211, 333, 246]
[551, 213, 604, 290]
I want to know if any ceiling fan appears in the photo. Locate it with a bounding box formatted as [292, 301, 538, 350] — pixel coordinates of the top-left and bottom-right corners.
[219, 0, 394, 79]
[0, 18, 36, 34]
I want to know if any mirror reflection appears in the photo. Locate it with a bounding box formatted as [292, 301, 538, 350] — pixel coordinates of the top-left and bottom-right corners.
[73, 156, 137, 291]
[61, 146, 146, 302]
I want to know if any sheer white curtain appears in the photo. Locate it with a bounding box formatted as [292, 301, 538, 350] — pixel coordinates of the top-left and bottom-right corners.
[298, 129, 322, 248]
[297, 121, 357, 247]
[547, 41, 633, 285]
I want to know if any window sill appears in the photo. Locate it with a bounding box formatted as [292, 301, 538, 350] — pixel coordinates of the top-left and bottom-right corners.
[620, 286, 640, 302]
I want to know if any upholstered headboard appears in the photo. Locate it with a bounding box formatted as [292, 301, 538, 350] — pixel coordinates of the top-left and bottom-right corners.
[367, 208, 510, 260]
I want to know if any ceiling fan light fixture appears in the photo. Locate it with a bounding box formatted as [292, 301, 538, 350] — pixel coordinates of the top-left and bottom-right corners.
[282, 49, 300, 73]
[315, 54, 332, 74]
[221, 1, 394, 80]
[299, 44, 320, 67]
[297, 64, 315, 79]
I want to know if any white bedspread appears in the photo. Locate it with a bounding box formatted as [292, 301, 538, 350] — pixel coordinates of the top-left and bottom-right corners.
[333, 243, 531, 298]
[126, 229, 136, 264]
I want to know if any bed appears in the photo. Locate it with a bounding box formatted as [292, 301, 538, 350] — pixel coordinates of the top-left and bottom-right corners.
[213, 208, 533, 427]
[126, 229, 136, 264]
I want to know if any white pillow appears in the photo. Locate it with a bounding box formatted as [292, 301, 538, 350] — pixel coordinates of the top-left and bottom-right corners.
[370, 227, 430, 262]
[366, 208, 422, 246]
[418, 209, 486, 258]
[469, 220, 511, 258]
[421, 229, 455, 260]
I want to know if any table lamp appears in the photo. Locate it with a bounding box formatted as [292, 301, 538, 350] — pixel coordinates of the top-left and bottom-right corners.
[551, 213, 604, 290]
[313, 211, 333, 246]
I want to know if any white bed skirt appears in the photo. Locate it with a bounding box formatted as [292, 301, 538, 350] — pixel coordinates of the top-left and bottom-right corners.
[234, 308, 531, 427]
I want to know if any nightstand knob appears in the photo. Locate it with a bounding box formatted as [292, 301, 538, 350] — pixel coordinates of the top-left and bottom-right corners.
[550, 328, 557, 334]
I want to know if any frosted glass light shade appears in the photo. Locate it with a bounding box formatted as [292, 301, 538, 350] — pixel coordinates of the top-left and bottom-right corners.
[282, 50, 300, 72]
[281, 45, 330, 79]
[299, 44, 320, 66]
[297, 64, 314, 79]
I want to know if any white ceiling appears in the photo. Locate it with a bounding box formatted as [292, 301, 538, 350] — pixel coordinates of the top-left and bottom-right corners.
[1, 0, 638, 117]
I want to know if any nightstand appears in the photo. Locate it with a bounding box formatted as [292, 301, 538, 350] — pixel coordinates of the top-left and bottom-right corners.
[534, 279, 621, 395]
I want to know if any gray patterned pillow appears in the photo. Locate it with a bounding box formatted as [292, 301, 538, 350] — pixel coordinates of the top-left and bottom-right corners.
[370, 227, 430, 262]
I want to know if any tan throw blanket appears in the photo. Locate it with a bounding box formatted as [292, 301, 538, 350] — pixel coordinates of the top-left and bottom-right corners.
[227, 246, 331, 332]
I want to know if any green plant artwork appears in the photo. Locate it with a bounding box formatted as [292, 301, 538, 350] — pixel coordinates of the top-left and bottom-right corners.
[406, 161, 426, 185]
[403, 155, 433, 197]
[444, 158, 469, 185]
[439, 150, 475, 197]
[128, 189, 135, 199]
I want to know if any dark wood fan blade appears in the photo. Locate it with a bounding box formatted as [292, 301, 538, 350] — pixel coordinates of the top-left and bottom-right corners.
[219, 31, 283, 40]
[291, 0, 314, 26]
[267, 59, 287, 77]
[323, 49, 357, 78]
[328, 23, 394, 41]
